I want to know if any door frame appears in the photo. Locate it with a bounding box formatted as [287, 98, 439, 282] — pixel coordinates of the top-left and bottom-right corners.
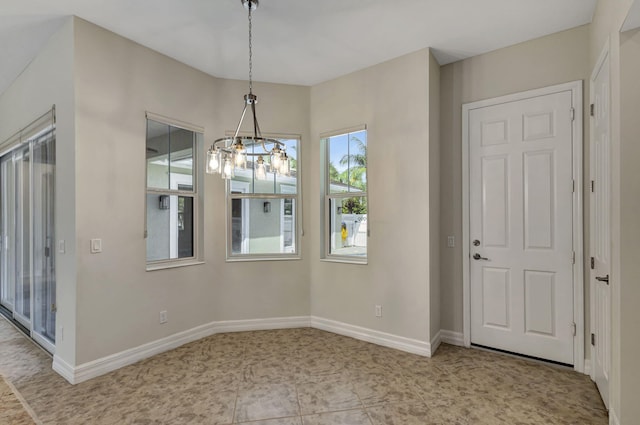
[461, 81, 585, 373]
[589, 40, 610, 388]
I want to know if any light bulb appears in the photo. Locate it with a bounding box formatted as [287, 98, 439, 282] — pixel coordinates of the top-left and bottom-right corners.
[235, 151, 246, 168]
[234, 141, 247, 169]
[270, 147, 282, 171]
[222, 157, 234, 179]
[207, 149, 220, 174]
[255, 156, 267, 180]
[279, 153, 290, 176]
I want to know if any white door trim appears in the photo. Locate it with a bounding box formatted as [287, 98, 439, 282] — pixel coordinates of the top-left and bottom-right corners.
[462, 81, 585, 373]
[589, 39, 610, 397]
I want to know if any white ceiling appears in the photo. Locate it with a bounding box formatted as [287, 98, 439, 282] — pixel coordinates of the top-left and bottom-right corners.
[1, 0, 597, 96]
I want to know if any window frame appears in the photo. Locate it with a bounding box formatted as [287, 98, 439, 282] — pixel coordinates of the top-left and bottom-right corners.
[144, 112, 204, 270]
[321, 125, 368, 264]
[225, 132, 302, 262]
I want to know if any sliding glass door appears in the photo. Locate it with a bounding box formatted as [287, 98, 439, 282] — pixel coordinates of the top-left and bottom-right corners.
[12, 146, 32, 328]
[32, 135, 56, 345]
[0, 156, 15, 311]
[0, 117, 56, 353]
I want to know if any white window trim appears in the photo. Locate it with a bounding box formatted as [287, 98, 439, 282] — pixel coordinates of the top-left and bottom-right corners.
[280, 184, 296, 254]
[225, 134, 302, 262]
[145, 115, 204, 270]
[320, 126, 368, 264]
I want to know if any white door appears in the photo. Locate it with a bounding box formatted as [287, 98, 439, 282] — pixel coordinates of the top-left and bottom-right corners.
[468, 90, 575, 365]
[590, 48, 610, 408]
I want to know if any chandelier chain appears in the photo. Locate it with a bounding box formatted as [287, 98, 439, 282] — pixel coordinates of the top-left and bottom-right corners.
[207, 0, 291, 180]
[248, 1, 253, 94]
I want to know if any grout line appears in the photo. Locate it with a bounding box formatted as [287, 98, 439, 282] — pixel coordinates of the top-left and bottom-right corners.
[1, 375, 44, 425]
[230, 337, 247, 424]
[348, 370, 371, 424]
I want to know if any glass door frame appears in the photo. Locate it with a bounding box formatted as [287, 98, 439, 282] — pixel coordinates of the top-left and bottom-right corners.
[0, 125, 56, 354]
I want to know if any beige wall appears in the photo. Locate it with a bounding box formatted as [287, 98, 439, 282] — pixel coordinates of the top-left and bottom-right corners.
[309, 49, 436, 344]
[619, 24, 640, 425]
[439, 25, 590, 337]
[0, 18, 77, 366]
[73, 18, 310, 364]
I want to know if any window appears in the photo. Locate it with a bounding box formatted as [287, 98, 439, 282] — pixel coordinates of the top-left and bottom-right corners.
[145, 115, 203, 267]
[322, 128, 367, 262]
[228, 137, 300, 259]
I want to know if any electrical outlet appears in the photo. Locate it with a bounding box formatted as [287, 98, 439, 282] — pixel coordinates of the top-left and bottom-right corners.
[375, 305, 382, 317]
[447, 236, 455, 248]
[159, 310, 168, 324]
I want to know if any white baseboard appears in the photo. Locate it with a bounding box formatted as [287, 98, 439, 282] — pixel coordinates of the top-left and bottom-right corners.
[440, 329, 465, 346]
[430, 330, 442, 354]
[310, 316, 432, 357]
[55, 316, 309, 384]
[53, 317, 465, 384]
[51, 355, 75, 384]
[215, 316, 311, 333]
[610, 408, 620, 425]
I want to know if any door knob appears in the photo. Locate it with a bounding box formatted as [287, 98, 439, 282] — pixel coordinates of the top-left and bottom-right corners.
[595, 275, 609, 285]
[473, 253, 489, 261]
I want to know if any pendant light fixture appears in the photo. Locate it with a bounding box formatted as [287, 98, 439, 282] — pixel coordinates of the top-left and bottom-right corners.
[206, 0, 290, 180]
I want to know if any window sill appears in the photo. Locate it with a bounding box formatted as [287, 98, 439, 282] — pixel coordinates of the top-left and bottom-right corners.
[146, 259, 205, 272]
[226, 255, 301, 263]
[321, 257, 368, 265]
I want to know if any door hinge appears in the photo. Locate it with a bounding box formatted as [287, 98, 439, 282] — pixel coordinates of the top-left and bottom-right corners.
[590, 103, 595, 117]
[591, 257, 595, 269]
[572, 252, 576, 264]
[591, 333, 596, 346]
[591, 180, 595, 193]
[572, 180, 575, 193]
[570, 107, 575, 121]
[51, 303, 57, 313]
[571, 322, 577, 336]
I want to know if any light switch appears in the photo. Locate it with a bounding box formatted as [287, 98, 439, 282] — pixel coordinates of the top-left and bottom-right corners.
[90, 238, 102, 253]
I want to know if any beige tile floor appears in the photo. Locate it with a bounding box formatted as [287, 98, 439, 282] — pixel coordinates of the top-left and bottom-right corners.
[0, 374, 38, 425]
[0, 317, 608, 424]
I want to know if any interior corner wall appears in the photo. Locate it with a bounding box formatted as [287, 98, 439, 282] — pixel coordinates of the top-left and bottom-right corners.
[309, 49, 432, 345]
[438, 25, 590, 337]
[72, 17, 310, 365]
[210, 78, 311, 322]
[428, 51, 441, 340]
[0, 18, 77, 367]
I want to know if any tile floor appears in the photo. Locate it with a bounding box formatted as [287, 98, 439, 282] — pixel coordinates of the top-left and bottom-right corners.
[0, 374, 38, 425]
[0, 317, 608, 424]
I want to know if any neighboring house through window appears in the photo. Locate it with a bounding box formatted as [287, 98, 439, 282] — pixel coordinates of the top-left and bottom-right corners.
[145, 114, 203, 268]
[228, 136, 300, 259]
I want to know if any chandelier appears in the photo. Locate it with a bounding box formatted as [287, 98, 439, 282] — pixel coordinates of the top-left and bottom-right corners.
[206, 0, 290, 180]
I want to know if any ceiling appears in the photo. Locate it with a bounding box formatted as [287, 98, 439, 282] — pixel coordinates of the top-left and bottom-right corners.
[1, 0, 597, 96]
